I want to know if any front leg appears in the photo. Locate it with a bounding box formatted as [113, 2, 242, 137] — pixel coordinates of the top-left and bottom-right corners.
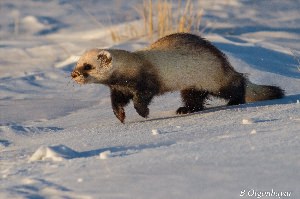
[110, 88, 132, 123]
[133, 91, 154, 118]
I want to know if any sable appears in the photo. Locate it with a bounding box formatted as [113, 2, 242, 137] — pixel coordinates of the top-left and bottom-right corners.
[71, 33, 284, 123]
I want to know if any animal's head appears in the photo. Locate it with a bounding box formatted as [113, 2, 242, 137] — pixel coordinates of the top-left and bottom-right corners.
[71, 49, 113, 84]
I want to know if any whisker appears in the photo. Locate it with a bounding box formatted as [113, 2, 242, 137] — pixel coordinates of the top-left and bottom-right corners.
[67, 79, 72, 87]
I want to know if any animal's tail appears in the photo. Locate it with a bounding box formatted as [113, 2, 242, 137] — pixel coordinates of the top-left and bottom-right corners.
[245, 80, 285, 103]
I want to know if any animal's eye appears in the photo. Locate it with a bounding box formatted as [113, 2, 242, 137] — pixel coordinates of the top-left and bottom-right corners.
[83, 64, 92, 71]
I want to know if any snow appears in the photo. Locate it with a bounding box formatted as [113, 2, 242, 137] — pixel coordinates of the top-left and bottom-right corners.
[1, 0, 300, 198]
[250, 129, 257, 135]
[99, 150, 112, 160]
[242, 118, 254, 125]
[152, 129, 161, 135]
[29, 145, 80, 162]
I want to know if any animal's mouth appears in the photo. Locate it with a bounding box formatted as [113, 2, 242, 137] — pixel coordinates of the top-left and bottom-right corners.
[71, 70, 86, 84]
[71, 70, 80, 78]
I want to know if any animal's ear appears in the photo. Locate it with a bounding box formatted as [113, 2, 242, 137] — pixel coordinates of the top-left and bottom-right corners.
[97, 50, 112, 66]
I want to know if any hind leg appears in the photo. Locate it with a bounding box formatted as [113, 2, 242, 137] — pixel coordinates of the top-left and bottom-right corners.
[176, 89, 209, 114]
[219, 79, 246, 106]
[227, 95, 245, 105]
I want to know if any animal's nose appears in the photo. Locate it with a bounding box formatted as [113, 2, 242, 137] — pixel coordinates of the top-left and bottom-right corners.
[71, 71, 80, 78]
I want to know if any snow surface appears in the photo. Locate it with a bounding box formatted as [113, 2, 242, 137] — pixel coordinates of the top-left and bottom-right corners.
[1, 0, 300, 198]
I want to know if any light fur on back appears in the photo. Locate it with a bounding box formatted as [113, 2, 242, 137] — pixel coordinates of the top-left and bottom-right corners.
[135, 49, 236, 93]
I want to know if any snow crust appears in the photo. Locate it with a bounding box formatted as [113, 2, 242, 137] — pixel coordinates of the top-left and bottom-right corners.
[29, 145, 80, 162]
[1, 0, 300, 198]
[99, 150, 112, 160]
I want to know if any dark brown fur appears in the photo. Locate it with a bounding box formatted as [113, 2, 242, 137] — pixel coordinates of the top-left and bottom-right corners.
[105, 63, 161, 123]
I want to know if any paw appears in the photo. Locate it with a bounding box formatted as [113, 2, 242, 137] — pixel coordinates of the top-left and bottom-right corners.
[176, 107, 190, 114]
[113, 107, 126, 123]
[176, 106, 203, 114]
[134, 105, 149, 118]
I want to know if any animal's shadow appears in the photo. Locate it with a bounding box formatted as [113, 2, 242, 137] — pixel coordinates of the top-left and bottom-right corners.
[35, 141, 176, 161]
[130, 94, 300, 123]
[1, 123, 64, 134]
[78, 141, 175, 158]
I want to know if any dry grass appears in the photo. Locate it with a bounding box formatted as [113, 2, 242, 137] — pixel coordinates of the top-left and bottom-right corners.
[294, 54, 300, 72]
[12, 10, 20, 36]
[141, 0, 204, 39]
[291, 50, 300, 72]
[110, 0, 204, 42]
[109, 22, 142, 43]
